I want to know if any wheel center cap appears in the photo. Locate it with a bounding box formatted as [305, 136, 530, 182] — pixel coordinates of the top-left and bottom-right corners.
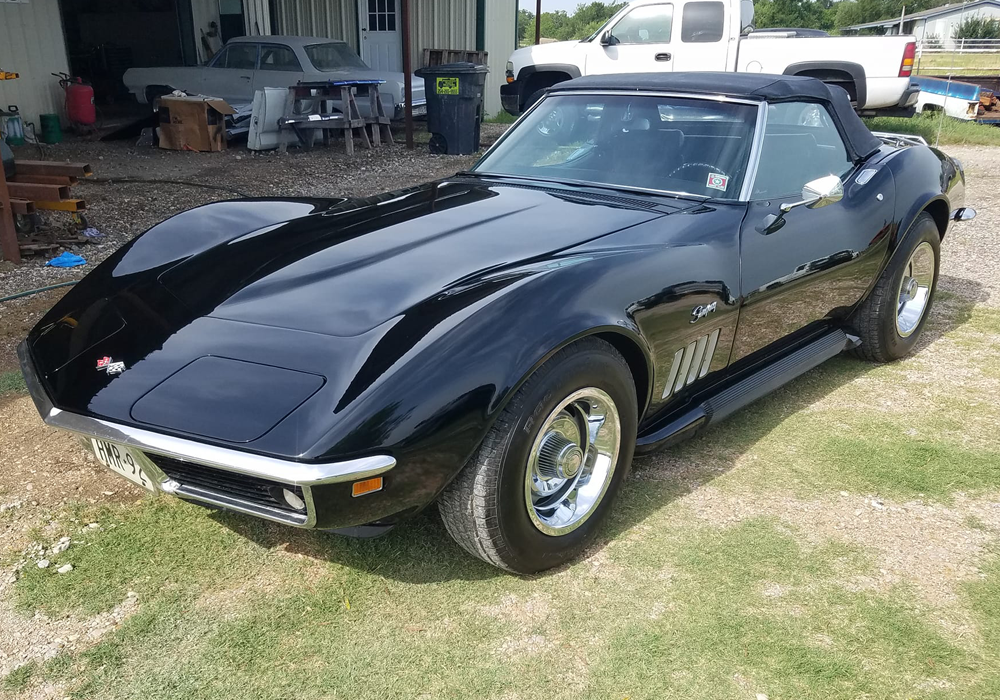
[558, 445, 584, 478]
[903, 277, 917, 299]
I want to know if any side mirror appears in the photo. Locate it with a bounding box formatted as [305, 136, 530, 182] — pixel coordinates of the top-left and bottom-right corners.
[780, 175, 844, 213]
[600, 31, 619, 46]
[758, 175, 844, 235]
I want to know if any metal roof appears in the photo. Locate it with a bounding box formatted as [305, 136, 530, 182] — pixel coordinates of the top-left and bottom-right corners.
[843, 0, 1000, 30]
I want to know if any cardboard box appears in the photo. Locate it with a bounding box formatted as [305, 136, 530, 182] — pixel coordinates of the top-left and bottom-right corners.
[157, 96, 236, 152]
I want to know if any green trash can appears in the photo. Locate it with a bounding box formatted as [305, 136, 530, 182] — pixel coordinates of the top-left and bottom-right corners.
[39, 113, 63, 144]
[414, 62, 489, 155]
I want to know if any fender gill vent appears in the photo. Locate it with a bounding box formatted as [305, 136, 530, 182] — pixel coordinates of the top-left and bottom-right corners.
[662, 328, 721, 399]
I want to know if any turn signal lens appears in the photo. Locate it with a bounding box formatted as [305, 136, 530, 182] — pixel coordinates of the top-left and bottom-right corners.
[899, 41, 916, 77]
[352, 476, 384, 497]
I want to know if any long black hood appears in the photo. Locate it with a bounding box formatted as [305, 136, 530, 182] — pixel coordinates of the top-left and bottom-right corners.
[27, 178, 680, 452]
[158, 179, 668, 336]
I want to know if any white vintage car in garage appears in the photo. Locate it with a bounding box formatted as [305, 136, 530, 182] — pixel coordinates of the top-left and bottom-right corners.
[124, 35, 426, 120]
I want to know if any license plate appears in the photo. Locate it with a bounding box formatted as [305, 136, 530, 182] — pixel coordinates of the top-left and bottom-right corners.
[91, 439, 156, 492]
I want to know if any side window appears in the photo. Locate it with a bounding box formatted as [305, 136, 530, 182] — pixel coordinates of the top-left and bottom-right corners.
[259, 45, 301, 71]
[611, 4, 673, 44]
[224, 43, 258, 70]
[682, 1, 725, 42]
[751, 102, 854, 199]
[209, 46, 230, 68]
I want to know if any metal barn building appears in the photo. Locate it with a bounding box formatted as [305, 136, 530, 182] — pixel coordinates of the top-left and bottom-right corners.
[0, 0, 516, 125]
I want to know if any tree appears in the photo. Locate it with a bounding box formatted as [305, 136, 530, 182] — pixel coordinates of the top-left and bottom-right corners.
[532, 2, 626, 42]
[954, 14, 1000, 39]
[517, 8, 534, 45]
[754, 0, 835, 31]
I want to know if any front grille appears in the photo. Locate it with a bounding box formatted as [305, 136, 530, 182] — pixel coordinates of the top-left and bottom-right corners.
[145, 453, 306, 516]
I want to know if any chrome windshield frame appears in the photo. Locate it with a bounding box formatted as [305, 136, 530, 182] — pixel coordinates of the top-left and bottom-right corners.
[474, 88, 768, 204]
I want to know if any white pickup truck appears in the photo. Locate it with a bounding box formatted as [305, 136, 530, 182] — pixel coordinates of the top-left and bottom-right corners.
[502, 0, 918, 117]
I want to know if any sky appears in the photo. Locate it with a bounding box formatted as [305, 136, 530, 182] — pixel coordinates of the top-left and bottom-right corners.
[518, 0, 594, 13]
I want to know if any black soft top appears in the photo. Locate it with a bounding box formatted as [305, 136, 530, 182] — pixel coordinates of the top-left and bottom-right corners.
[552, 72, 882, 162]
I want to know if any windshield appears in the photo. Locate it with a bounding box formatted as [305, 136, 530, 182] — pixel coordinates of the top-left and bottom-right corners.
[305, 42, 369, 71]
[474, 94, 758, 199]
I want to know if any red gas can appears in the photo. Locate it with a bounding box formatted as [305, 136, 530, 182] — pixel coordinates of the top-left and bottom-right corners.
[53, 73, 98, 127]
[65, 80, 96, 125]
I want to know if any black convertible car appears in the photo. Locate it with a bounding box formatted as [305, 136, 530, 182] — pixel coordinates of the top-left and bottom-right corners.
[20, 73, 975, 573]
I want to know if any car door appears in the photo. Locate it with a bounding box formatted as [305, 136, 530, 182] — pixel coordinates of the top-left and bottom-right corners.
[670, 1, 729, 72]
[200, 43, 258, 104]
[253, 43, 305, 94]
[584, 3, 675, 75]
[733, 101, 895, 363]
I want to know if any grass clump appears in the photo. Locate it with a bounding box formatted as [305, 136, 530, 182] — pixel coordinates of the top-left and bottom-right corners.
[484, 110, 517, 124]
[0, 370, 26, 396]
[1, 663, 35, 692]
[865, 111, 1000, 147]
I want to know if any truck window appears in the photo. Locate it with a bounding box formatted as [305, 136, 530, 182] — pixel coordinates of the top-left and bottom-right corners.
[751, 102, 853, 199]
[610, 4, 673, 44]
[682, 2, 725, 42]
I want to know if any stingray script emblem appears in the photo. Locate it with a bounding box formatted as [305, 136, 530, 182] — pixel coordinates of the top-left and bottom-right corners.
[690, 302, 717, 323]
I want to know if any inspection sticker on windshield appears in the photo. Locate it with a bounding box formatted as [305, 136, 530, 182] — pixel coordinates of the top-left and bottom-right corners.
[706, 173, 729, 192]
[436, 77, 459, 95]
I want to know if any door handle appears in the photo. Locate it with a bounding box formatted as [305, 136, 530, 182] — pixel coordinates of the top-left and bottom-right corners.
[655, 53, 672, 61]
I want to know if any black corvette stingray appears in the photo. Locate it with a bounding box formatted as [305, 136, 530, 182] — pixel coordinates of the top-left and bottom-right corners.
[20, 73, 974, 573]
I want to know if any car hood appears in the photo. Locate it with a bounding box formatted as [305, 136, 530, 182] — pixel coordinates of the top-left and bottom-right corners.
[158, 178, 667, 337]
[511, 41, 587, 73]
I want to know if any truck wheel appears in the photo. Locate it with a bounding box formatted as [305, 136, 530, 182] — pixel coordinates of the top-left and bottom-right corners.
[439, 337, 637, 574]
[850, 212, 940, 363]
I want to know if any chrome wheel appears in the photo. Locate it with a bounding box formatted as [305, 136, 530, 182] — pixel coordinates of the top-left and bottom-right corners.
[524, 388, 621, 535]
[896, 241, 936, 338]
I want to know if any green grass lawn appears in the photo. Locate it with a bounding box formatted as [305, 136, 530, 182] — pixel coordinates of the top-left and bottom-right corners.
[0, 370, 26, 397]
[916, 51, 1000, 76]
[3, 292, 1000, 699]
[865, 111, 1000, 146]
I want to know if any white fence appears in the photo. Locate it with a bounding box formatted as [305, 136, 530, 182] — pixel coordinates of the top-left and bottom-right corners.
[917, 37, 1000, 54]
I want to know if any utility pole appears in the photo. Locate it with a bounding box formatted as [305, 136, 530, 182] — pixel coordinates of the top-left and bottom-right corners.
[402, 0, 414, 149]
[535, 0, 542, 44]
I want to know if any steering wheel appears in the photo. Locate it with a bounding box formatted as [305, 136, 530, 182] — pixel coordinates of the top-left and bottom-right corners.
[667, 162, 732, 194]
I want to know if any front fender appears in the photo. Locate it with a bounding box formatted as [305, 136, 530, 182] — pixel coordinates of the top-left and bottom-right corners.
[304, 250, 657, 517]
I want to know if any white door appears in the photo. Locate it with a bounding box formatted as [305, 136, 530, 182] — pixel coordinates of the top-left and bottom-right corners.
[358, 0, 402, 72]
[584, 3, 675, 75]
[201, 43, 258, 103]
[670, 0, 729, 72]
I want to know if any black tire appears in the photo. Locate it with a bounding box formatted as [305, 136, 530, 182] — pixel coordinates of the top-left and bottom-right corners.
[145, 86, 172, 113]
[850, 212, 940, 362]
[438, 337, 637, 574]
[524, 88, 547, 111]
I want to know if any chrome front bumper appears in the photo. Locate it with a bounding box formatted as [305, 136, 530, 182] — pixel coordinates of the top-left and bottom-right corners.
[17, 341, 395, 528]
